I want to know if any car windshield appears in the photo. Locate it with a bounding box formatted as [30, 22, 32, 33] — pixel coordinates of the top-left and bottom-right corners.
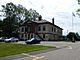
[27, 38, 36, 41]
[31, 38, 35, 40]
[0, 37, 7, 39]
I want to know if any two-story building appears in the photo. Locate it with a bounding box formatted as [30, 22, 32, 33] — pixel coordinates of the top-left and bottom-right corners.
[19, 16, 63, 41]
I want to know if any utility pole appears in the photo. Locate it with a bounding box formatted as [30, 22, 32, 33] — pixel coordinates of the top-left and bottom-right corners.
[72, 12, 76, 43]
[72, 12, 75, 32]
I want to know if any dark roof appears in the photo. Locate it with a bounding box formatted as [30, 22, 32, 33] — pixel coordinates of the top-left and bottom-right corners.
[21, 19, 63, 30]
[34, 20, 63, 30]
[34, 20, 49, 23]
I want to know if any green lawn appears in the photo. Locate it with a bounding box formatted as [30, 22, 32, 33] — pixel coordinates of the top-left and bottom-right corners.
[0, 43, 54, 57]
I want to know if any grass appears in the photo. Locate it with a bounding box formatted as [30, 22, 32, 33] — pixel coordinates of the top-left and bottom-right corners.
[0, 43, 54, 57]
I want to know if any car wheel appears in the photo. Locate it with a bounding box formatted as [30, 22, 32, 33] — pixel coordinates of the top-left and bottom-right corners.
[16, 40, 18, 42]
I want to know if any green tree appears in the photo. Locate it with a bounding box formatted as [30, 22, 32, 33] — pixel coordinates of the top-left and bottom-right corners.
[2, 16, 19, 37]
[67, 32, 76, 42]
[0, 19, 3, 37]
[29, 9, 40, 21]
[78, 0, 80, 4]
[2, 2, 26, 22]
[1, 2, 20, 37]
[15, 4, 31, 21]
[75, 32, 80, 40]
[75, 32, 79, 36]
[0, 19, 2, 29]
[76, 0, 80, 17]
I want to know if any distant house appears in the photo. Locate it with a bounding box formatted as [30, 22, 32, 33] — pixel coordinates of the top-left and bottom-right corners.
[19, 16, 63, 41]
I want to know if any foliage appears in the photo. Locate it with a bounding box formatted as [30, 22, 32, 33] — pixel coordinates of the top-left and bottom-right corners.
[1, 2, 40, 22]
[67, 32, 74, 39]
[29, 9, 40, 21]
[75, 32, 80, 37]
[1, 2, 20, 37]
[0, 20, 3, 37]
[78, 0, 80, 4]
[76, 0, 80, 17]
[67, 32, 80, 41]
[2, 16, 19, 37]
[0, 20, 3, 30]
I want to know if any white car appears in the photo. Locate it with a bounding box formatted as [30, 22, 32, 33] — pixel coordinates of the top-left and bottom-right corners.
[0, 37, 7, 42]
[5, 37, 19, 42]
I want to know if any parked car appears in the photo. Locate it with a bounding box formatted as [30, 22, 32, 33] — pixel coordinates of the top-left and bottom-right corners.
[5, 37, 19, 42]
[0, 37, 7, 42]
[25, 38, 41, 44]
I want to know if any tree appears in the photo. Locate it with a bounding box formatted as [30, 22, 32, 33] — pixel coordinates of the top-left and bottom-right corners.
[67, 32, 76, 42]
[1, 2, 27, 22]
[76, 9, 80, 17]
[0, 19, 2, 29]
[78, 0, 80, 4]
[2, 16, 19, 37]
[1, 2, 20, 37]
[29, 9, 40, 21]
[75, 32, 79, 37]
[0, 19, 3, 37]
[15, 4, 31, 21]
[1, 2, 40, 22]
[76, 0, 80, 17]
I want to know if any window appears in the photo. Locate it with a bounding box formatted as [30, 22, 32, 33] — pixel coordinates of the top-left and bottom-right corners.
[28, 34, 30, 39]
[21, 27, 24, 32]
[43, 26, 46, 31]
[52, 27, 53, 32]
[43, 34, 45, 38]
[56, 28, 57, 32]
[54, 28, 56, 32]
[38, 26, 41, 31]
[25, 34, 27, 38]
[25, 27, 28, 32]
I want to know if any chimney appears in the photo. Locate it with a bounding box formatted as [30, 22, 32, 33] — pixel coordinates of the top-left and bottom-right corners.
[52, 18, 54, 24]
[38, 15, 42, 21]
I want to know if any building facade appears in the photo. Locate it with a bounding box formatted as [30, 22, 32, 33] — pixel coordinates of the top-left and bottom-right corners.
[19, 17, 63, 41]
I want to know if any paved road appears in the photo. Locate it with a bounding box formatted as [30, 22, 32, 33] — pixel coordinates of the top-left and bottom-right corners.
[1, 41, 80, 60]
[38, 41, 80, 60]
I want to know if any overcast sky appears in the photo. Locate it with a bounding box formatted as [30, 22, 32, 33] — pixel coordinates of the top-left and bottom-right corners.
[0, 0, 80, 35]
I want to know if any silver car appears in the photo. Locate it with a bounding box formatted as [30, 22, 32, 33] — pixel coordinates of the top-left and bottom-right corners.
[5, 37, 19, 42]
[0, 37, 7, 42]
